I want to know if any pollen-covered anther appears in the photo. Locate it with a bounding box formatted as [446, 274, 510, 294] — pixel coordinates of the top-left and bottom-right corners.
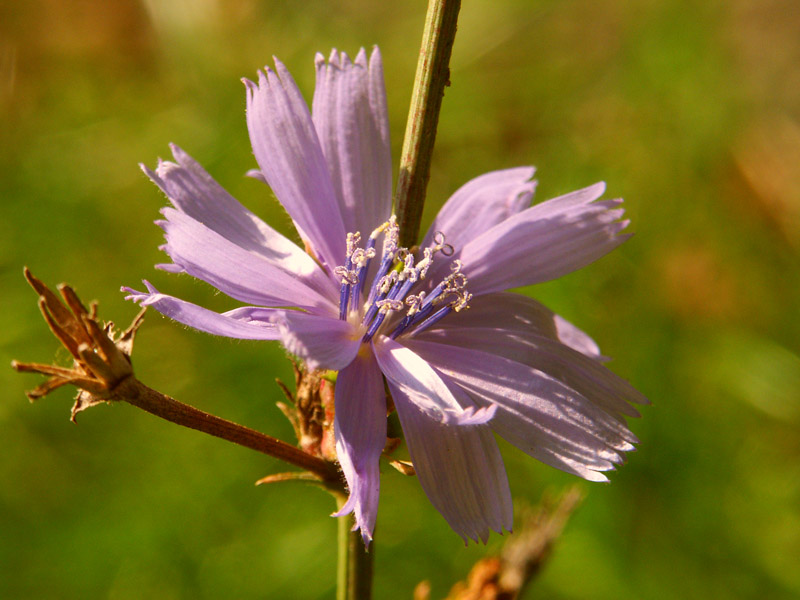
[404, 292, 426, 316]
[338, 217, 473, 341]
[345, 231, 362, 256]
[399, 254, 418, 283]
[334, 266, 359, 285]
[414, 248, 434, 280]
[378, 217, 399, 255]
[378, 271, 398, 295]
[375, 298, 403, 313]
[453, 291, 473, 312]
[442, 262, 467, 292]
[351, 247, 375, 268]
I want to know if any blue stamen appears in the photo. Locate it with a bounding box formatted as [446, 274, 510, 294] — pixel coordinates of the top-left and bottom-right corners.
[350, 236, 377, 308]
[387, 277, 415, 307]
[335, 222, 469, 341]
[362, 311, 387, 343]
[408, 305, 453, 336]
[365, 253, 394, 309]
[392, 301, 434, 337]
[338, 281, 351, 320]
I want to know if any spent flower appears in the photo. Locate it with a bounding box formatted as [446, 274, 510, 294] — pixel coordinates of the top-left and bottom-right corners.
[125, 47, 646, 544]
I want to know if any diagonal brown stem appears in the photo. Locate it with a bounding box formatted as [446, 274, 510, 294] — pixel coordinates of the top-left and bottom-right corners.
[113, 376, 341, 483]
[13, 268, 343, 487]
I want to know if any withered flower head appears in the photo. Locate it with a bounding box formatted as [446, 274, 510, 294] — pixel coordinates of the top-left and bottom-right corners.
[12, 268, 144, 421]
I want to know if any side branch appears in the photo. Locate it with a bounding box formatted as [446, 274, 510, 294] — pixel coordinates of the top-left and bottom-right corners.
[115, 376, 339, 480]
[395, 0, 462, 248]
[12, 268, 341, 486]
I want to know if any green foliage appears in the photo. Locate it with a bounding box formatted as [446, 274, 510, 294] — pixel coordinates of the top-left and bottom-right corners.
[2, 1, 799, 598]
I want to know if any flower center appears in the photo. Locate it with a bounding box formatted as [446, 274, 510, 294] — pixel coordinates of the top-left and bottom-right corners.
[334, 217, 472, 343]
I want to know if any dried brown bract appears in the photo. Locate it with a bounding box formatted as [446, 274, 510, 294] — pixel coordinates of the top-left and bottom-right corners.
[12, 268, 145, 420]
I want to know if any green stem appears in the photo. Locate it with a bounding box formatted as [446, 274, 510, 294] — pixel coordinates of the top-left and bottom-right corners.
[336, 494, 373, 600]
[335, 2, 462, 597]
[395, 0, 462, 248]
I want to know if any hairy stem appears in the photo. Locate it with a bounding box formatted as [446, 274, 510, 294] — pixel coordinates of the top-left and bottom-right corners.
[395, 0, 462, 248]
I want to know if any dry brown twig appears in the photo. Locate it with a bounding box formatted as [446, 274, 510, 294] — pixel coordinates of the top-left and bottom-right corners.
[415, 486, 585, 600]
[12, 268, 342, 486]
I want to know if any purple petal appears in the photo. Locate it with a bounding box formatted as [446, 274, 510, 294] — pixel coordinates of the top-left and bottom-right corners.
[123, 281, 280, 340]
[553, 314, 606, 361]
[415, 325, 647, 418]
[245, 169, 267, 183]
[273, 311, 361, 371]
[389, 379, 512, 543]
[159, 208, 336, 313]
[332, 350, 387, 545]
[444, 183, 631, 296]
[245, 60, 346, 269]
[141, 145, 335, 300]
[312, 48, 392, 237]
[372, 336, 494, 426]
[420, 167, 536, 252]
[426, 291, 604, 360]
[406, 340, 639, 481]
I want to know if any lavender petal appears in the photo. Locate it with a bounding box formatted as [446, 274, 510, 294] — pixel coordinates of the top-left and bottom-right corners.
[273, 311, 361, 371]
[425, 291, 605, 360]
[407, 339, 639, 481]
[312, 48, 392, 237]
[245, 60, 346, 269]
[372, 336, 495, 426]
[455, 183, 631, 295]
[141, 145, 334, 299]
[415, 324, 647, 418]
[389, 378, 513, 543]
[123, 281, 280, 340]
[420, 167, 536, 252]
[159, 208, 337, 313]
[332, 350, 387, 545]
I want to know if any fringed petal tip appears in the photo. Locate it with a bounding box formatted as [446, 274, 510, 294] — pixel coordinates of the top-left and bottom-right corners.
[331, 480, 378, 547]
[244, 169, 267, 183]
[331, 498, 374, 547]
[122, 280, 158, 304]
[447, 403, 497, 426]
[139, 162, 157, 180]
[314, 47, 373, 70]
[155, 262, 184, 273]
[459, 525, 512, 546]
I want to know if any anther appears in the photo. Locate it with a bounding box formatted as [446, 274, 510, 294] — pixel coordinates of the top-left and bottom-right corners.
[338, 217, 471, 340]
[346, 232, 361, 256]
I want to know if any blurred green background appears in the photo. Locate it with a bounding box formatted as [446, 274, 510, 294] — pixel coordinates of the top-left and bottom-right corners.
[2, 0, 799, 598]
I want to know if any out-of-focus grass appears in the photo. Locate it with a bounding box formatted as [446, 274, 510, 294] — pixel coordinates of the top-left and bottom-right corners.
[2, 0, 799, 598]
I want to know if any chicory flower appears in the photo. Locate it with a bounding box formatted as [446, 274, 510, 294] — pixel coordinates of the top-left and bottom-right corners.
[125, 47, 646, 545]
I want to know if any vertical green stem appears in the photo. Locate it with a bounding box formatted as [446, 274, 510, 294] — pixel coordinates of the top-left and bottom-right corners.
[336, 493, 373, 600]
[395, 0, 462, 248]
[335, 1, 462, 597]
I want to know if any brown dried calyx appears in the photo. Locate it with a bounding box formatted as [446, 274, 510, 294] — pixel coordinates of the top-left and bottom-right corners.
[275, 362, 337, 461]
[12, 267, 145, 421]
